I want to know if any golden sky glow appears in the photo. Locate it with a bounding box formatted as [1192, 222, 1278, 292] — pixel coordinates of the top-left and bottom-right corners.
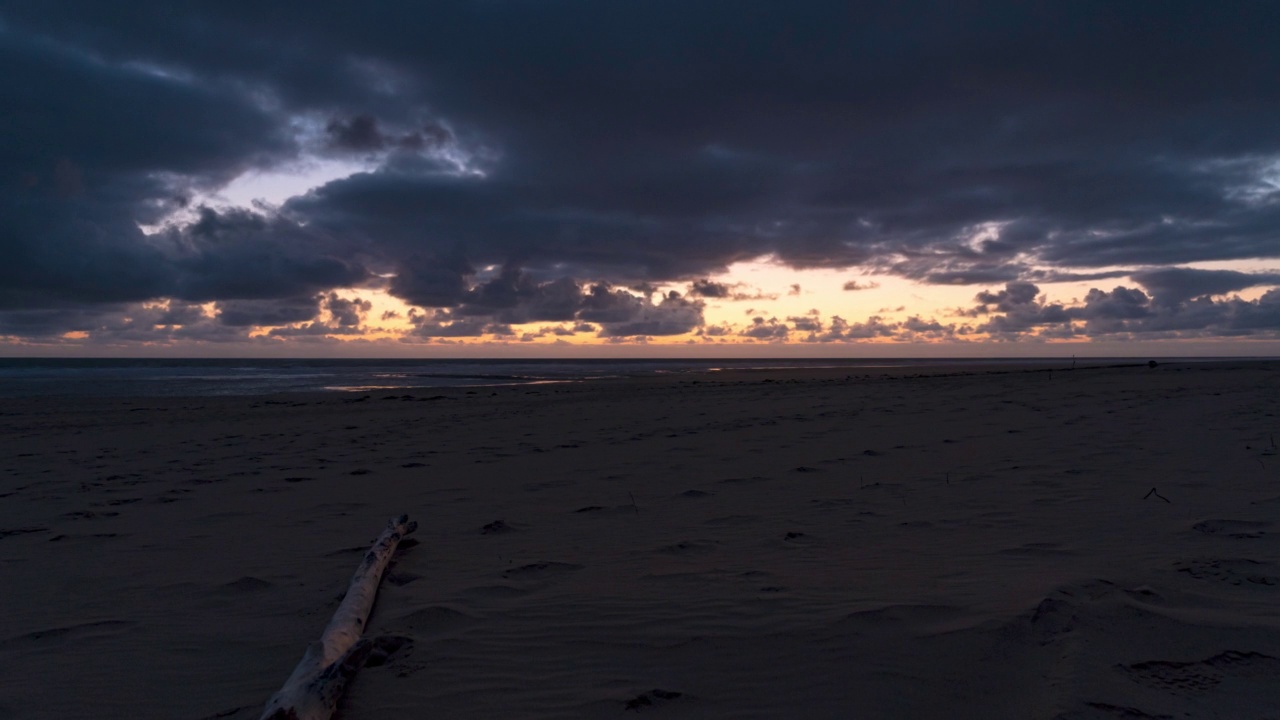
[5, 239, 1278, 357]
[169, 254, 1278, 358]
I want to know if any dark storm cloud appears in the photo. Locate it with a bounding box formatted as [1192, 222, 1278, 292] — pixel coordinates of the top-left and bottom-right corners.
[324, 114, 444, 154]
[0, 24, 299, 313]
[397, 280, 702, 338]
[811, 316, 898, 342]
[326, 115, 387, 152]
[387, 252, 475, 309]
[973, 283, 1044, 313]
[687, 279, 779, 302]
[4, 1, 1280, 339]
[842, 281, 880, 291]
[787, 316, 823, 333]
[901, 316, 952, 335]
[740, 317, 789, 340]
[769, 312, 963, 344]
[210, 291, 370, 336]
[323, 293, 372, 327]
[216, 297, 321, 327]
[455, 269, 583, 323]
[968, 282, 1280, 339]
[575, 284, 700, 331]
[1131, 268, 1280, 307]
[409, 314, 504, 338]
[884, 259, 1027, 286]
[162, 207, 369, 302]
[688, 280, 732, 299]
[1022, 269, 1134, 284]
[0, 305, 121, 338]
[0, 301, 253, 344]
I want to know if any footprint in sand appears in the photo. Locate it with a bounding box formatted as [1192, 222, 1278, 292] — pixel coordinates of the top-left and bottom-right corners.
[216, 576, 274, 593]
[1192, 519, 1270, 539]
[571, 504, 636, 516]
[1028, 596, 1084, 642]
[385, 572, 421, 587]
[704, 514, 759, 526]
[523, 479, 576, 492]
[1173, 558, 1279, 587]
[501, 561, 584, 582]
[480, 520, 515, 534]
[0, 526, 47, 539]
[457, 584, 529, 601]
[624, 689, 684, 710]
[62, 510, 118, 520]
[197, 705, 258, 719]
[999, 542, 1074, 557]
[655, 540, 716, 555]
[1121, 650, 1280, 694]
[47, 532, 125, 542]
[387, 606, 477, 636]
[363, 635, 412, 666]
[1082, 701, 1172, 718]
[811, 498, 858, 509]
[6, 620, 135, 646]
[325, 545, 371, 557]
[837, 604, 972, 637]
[716, 476, 772, 485]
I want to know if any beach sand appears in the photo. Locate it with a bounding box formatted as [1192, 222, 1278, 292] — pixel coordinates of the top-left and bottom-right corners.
[1, 360, 1279, 719]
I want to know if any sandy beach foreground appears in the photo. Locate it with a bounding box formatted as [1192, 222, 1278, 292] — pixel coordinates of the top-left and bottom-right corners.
[1, 360, 1278, 719]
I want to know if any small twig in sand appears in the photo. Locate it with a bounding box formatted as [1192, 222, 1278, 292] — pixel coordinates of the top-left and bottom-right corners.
[945, 472, 950, 485]
[629, 492, 639, 514]
[1143, 488, 1171, 503]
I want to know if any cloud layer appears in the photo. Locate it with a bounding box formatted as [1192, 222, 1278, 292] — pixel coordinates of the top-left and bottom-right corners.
[2, 2, 1278, 345]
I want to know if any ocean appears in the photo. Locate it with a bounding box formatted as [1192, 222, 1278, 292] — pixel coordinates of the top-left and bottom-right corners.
[0, 357, 1227, 398]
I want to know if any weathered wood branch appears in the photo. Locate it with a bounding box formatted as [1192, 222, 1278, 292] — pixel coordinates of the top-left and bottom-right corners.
[261, 514, 417, 720]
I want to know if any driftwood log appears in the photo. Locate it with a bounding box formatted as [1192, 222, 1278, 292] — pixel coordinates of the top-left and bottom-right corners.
[261, 514, 417, 720]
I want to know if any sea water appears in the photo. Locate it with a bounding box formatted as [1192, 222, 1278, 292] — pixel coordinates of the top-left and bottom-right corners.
[0, 357, 1214, 398]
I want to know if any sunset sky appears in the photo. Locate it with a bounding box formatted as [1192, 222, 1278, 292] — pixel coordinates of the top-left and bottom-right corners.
[3, 2, 1279, 356]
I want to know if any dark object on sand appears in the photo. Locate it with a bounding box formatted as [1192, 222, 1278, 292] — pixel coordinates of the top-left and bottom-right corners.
[625, 688, 683, 710]
[260, 515, 417, 720]
[481, 519, 511, 534]
[1148, 360, 1159, 368]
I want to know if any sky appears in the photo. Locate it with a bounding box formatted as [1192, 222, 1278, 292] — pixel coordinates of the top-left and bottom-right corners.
[2, 1, 1279, 357]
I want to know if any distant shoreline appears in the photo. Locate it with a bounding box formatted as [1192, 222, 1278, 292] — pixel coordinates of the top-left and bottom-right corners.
[0, 355, 1273, 398]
